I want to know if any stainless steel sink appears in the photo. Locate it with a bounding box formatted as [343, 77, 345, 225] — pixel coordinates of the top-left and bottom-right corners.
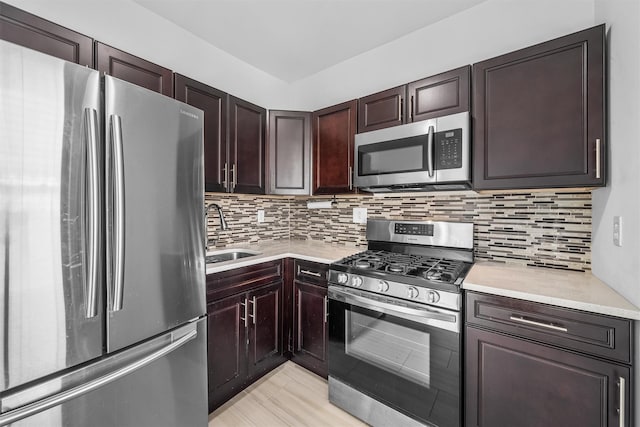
[205, 249, 261, 264]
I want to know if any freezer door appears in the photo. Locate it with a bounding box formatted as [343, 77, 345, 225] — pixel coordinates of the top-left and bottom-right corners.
[104, 76, 205, 352]
[0, 40, 103, 392]
[0, 318, 207, 427]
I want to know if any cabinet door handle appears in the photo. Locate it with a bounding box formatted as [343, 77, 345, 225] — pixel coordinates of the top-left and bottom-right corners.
[231, 163, 237, 191]
[298, 265, 322, 277]
[509, 315, 568, 332]
[324, 295, 328, 323]
[595, 139, 601, 179]
[348, 166, 353, 190]
[410, 95, 414, 121]
[398, 97, 403, 123]
[222, 162, 227, 189]
[240, 299, 248, 328]
[618, 377, 625, 427]
[248, 296, 256, 325]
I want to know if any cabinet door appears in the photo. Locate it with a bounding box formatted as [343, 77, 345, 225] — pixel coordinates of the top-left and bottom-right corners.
[292, 281, 328, 378]
[473, 25, 605, 190]
[207, 294, 247, 411]
[247, 281, 284, 378]
[407, 65, 470, 122]
[228, 96, 266, 194]
[357, 85, 406, 133]
[0, 2, 93, 66]
[268, 110, 311, 195]
[175, 74, 228, 193]
[465, 326, 630, 427]
[312, 99, 357, 194]
[95, 42, 173, 97]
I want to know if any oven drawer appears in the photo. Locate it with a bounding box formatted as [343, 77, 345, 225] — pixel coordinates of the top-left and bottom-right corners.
[465, 291, 632, 364]
[294, 259, 329, 286]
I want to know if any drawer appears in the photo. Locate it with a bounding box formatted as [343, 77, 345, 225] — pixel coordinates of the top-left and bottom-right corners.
[294, 259, 329, 286]
[465, 291, 633, 364]
[207, 260, 282, 302]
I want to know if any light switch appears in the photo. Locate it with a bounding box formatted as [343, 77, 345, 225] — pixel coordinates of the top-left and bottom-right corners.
[257, 209, 265, 223]
[613, 216, 622, 247]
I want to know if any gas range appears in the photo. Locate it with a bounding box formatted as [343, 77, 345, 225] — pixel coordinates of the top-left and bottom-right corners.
[328, 219, 474, 311]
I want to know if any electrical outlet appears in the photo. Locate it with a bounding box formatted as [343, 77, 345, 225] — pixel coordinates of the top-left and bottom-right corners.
[257, 209, 265, 223]
[613, 216, 622, 247]
[352, 208, 367, 224]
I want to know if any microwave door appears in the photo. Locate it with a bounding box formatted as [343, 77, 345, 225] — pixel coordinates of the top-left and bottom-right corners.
[434, 112, 470, 184]
[355, 119, 437, 189]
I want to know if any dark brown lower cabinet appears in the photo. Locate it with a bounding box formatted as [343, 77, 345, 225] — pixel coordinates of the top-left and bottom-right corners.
[206, 262, 285, 412]
[465, 292, 632, 427]
[292, 280, 328, 378]
[290, 260, 329, 378]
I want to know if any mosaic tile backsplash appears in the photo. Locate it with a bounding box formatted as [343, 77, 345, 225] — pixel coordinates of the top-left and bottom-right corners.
[206, 190, 592, 272]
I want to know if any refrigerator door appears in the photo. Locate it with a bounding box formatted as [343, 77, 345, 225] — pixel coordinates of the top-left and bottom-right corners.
[0, 40, 103, 392]
[104, 76, 205, 352]
[0, 318, 207, 427]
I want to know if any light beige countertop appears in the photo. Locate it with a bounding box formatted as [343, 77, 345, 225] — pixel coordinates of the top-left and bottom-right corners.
[205, 240, 363, 275]
[463, 261, 640, 320]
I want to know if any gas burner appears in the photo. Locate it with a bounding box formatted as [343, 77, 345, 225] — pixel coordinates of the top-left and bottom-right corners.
[386, 264, 406, 274]
[354, 260, 375, 269]
[422, 270, 452, 283]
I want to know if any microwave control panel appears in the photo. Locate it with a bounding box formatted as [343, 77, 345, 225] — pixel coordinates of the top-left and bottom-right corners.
[435, 128, 462, 170]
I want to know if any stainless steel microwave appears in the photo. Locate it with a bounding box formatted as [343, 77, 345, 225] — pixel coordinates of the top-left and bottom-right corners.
[354, 111, 470, 192]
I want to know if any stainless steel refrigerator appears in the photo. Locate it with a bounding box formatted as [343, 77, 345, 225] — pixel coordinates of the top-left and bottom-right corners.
[0, 39, 207, 426]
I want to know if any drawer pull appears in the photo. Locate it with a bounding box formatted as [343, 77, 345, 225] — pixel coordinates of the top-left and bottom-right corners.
[618, 377, 625, 427]
[298, 266, 322, 277]
[509, 315, 568, 332]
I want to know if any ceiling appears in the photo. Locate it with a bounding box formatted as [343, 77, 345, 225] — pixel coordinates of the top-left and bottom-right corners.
[133, 0, 487, 83]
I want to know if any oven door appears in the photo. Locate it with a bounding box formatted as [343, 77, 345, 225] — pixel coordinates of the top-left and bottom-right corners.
[328, 285, 461, 427]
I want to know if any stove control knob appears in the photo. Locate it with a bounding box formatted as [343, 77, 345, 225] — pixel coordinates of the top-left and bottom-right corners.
[407, 286, 419, 299]
[337, 273, 349, 284]
[377, 280, 390, 292]
[351, 276, 363, 288]
[426, 291, 440, 304]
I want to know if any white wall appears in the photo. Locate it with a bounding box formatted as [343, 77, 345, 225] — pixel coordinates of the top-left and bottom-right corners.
[593, 1, 640, 425]
[6, 0, 595, 111]
[289, 0, 596, 110]
[3, 0, 289, 108]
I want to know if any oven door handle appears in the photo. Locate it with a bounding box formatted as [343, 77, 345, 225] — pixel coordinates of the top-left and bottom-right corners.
[328, 286, 459, 328]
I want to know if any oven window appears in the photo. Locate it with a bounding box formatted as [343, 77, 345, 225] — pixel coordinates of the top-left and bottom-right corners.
[358, 135, 428, 176]
[345, 310, 431, 387]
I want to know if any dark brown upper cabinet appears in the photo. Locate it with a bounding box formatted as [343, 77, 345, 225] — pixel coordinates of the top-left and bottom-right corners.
[268, 111, 312, 195]
[312, 100, 357, 194]
[228, 96, 266, 194]
[95, 42, 173, 97]
[473, 25, 605, 190]
[408, 65, 470, 122]
[357, 66, 470, 133]
[0, 1, 93, 66]
[174, 74, 228, 193]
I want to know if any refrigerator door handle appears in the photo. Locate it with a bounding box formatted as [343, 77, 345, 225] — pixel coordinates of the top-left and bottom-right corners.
[84, 108, 100, 318]
[0, 324, 198, 426]
[109, 114, 126, 312]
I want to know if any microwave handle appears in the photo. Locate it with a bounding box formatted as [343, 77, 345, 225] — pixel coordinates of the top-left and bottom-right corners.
[427, 125, 435, 178]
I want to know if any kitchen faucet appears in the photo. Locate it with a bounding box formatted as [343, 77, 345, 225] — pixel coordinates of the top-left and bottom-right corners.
[205, 203, 228, 231]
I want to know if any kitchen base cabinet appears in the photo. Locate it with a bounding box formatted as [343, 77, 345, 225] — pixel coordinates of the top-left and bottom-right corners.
[465, 291, 633, 427]
[291, 260, 329, 378]
[206, 261, 285, 412]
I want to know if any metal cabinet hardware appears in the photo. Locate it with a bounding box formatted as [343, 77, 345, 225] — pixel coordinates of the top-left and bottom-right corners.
[595, 139, 601, 179]
[298, 266, 322, 277]
[618, 377, 625, 427]
[240, 299, 248, 328]
[509, 315, 568, 332]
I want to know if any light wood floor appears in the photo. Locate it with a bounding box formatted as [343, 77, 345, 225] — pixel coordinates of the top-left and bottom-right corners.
[208, 362, 367, 426]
